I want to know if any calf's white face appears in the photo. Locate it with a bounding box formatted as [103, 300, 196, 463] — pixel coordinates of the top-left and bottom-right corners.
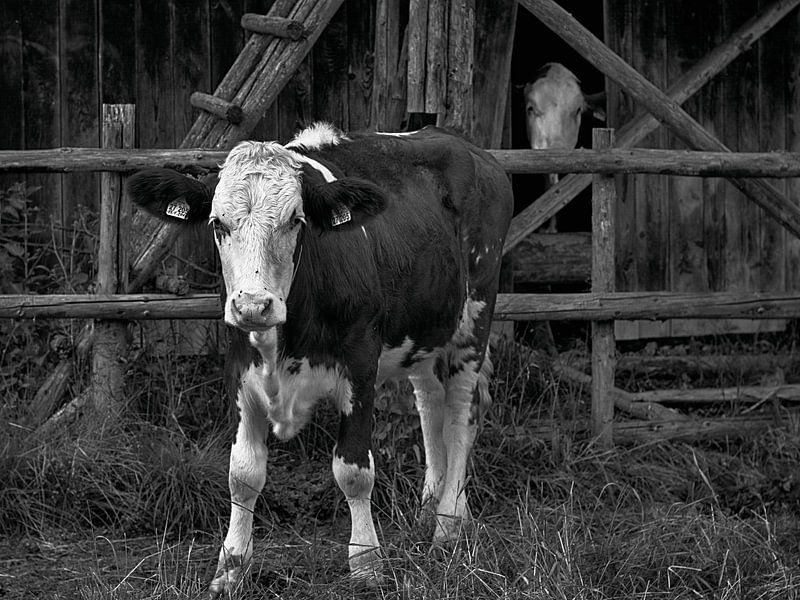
[524, 63, 585, 151]
[210, 141, 305, 330]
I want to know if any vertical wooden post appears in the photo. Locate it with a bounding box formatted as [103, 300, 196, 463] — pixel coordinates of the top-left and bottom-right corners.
[91, 104, 135, 425]
[591, 128, 616, 447]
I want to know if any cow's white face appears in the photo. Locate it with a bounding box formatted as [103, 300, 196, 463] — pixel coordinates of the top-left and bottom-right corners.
[524, 64, 585, 151]
[210, 142, 306, 330]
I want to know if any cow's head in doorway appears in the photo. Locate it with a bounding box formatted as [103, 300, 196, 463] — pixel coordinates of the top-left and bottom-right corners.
[523, 62, 606, 152]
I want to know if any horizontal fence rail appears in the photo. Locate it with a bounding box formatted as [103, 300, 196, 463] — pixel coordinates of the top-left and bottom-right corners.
[4, 291, 800, 321]
[2, 147, 800, 177]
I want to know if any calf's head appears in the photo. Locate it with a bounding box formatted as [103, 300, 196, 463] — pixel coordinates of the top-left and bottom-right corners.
[128, 139, 386, 331]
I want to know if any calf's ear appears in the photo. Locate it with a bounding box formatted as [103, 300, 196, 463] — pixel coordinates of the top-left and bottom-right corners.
[300, 164, 387, 231]
[127, 168, 214, 224]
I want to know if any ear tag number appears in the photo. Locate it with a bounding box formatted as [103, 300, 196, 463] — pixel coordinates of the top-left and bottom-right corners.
[166, 197, 190, 220]
[331, 203, 351, 227]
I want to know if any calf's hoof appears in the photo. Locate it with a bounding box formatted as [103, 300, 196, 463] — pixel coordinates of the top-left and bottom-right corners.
[208, 556, 247, 598]
[349, 546, 384, 584]
[432, 513, 465, 545]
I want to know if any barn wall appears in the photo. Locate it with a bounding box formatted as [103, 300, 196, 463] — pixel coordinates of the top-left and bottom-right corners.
[0, 0, 376, 284]
[605, 0, 800, 338]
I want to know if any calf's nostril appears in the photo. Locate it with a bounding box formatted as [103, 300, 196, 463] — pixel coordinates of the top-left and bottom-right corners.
[260, 298, 273, 316]
[232, 298, 242, 314]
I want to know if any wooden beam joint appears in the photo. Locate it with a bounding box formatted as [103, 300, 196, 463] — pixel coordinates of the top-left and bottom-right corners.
[189, 92, 244, 124]
[240, 14, 306, 40]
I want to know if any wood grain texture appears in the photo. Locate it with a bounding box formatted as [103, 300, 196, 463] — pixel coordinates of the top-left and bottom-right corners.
[0, 0, 24, 194]
[21, 0, 61, 224]
[591, 129, 616, 446]
[8, 290, 800, 321]
[60, 0, 99, 226]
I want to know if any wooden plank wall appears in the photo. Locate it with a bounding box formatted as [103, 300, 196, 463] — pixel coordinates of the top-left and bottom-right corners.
[0, 0, 379, 350]
[606, 0, 798, 339]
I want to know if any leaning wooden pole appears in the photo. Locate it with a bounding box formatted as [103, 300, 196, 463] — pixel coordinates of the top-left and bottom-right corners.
[91, 105, 135, 425]
[591, 129, 616, 447]
[506, 0, 800, 252]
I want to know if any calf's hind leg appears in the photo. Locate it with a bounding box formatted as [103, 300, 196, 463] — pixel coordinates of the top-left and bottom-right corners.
[209, 368, 270, 597]
[434, 350, 492, 542]
[408, 370, 447, 522]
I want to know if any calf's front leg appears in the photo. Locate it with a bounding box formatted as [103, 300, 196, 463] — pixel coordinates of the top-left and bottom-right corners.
[332, 369, 383, 580]
[209, 368, 270, 597]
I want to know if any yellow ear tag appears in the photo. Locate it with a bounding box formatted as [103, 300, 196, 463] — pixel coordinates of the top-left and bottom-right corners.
[166, 197, 190, 220]
[331, 203, 351, 227]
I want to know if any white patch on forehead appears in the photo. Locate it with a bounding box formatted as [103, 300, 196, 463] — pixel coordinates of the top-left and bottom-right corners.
[285, 122, 346, 150]
[213, 140, 303, 227]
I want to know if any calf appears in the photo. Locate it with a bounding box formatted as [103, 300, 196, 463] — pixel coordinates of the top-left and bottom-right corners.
[128, 123, 513, 595]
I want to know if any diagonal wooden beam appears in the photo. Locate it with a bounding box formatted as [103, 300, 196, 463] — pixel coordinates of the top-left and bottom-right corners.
[507, 0, 800, 253]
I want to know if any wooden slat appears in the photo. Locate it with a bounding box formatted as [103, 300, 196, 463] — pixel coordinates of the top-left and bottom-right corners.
[136, 0, 174, 149]
[591, 129, 616, 447]
[407, 0, 429, 113]
[59, 0, 99, 226]
[10, 290, 800, 321]
[312, 4, 348, 126]
[346, 0, 375, 131]
[758, 0, 787, 295]
[22, 0, 61, 227]
[666, 0, 708, 337]
[512, 232, 590, 285]
[633, 0, 670, 339]
[787, 2, 800, 290]
[442, 0, 474, 134]
[424, 0, 446, 115]
[371, 0, 404, 130]
[100, 0, 136, 103]
[0, 0, 24, 195]
[210, 0, 246, 91]
[470, 0, 517, 147]
[8, 147, 800, 176]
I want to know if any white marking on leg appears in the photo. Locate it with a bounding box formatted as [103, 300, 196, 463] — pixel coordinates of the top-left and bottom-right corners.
[433, 297, 488, 541]
[436, 365, 480, 541]
[210, 374, 270, 596]
[408, 371, 447, 508]
[332, 451, 381, 578]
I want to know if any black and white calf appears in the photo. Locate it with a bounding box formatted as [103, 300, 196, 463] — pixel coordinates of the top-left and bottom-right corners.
[128, 123, 513, 595]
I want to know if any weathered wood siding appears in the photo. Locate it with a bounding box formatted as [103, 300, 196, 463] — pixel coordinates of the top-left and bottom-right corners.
[606, 0, 799, 338]
[0, 0, 376, 276]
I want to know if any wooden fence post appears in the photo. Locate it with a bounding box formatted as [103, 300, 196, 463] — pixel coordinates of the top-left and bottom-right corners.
[591, 128, 616, 447]
[91, 104, 135, 425]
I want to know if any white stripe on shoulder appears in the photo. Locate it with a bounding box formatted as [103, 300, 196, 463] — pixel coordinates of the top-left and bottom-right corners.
[374, 130, 421, 137]
[292, 153, 337, 183]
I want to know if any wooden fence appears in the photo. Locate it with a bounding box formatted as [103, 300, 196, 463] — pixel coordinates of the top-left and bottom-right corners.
[3, 118, 800, 444]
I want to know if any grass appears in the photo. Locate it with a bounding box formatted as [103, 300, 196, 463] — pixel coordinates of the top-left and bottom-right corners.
[1, 206, 800, 600]
[2, 334, 800, 599]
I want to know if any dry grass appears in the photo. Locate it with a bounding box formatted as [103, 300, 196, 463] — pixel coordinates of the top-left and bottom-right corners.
[2, 330, 800, 598]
